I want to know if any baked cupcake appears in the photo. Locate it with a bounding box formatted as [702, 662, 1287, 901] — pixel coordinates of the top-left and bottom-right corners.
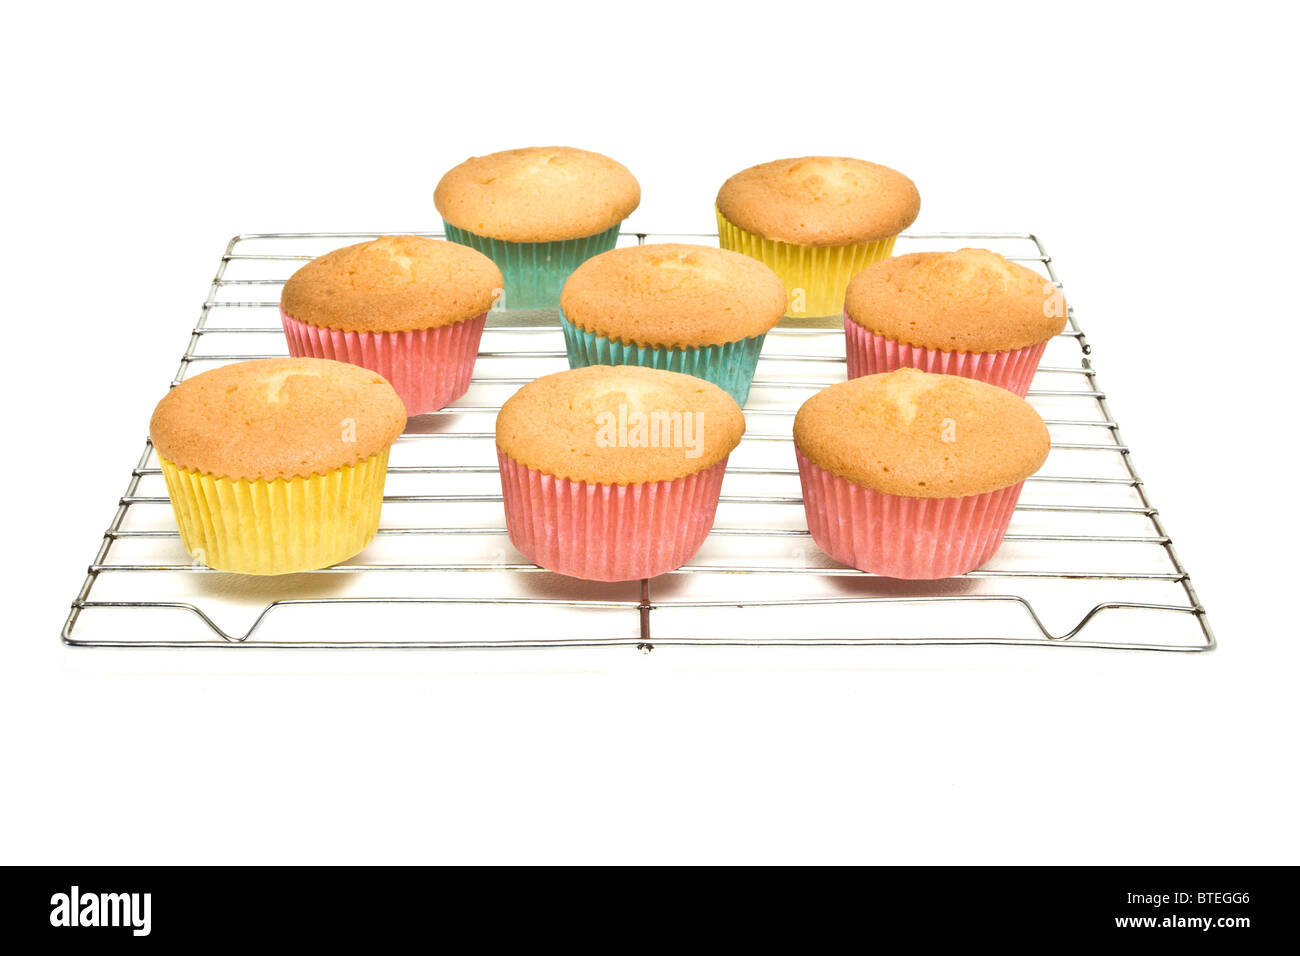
[793, 368, 1049, 579]
[716, 156, 920, 318]
[435, 146, 640, 309]
[280, 235, 502, 416]
[149, 358, 407, 575]
[496, 365, 744, 581]
[844, 248, 1067, 397]
[559, 243, 786, 406]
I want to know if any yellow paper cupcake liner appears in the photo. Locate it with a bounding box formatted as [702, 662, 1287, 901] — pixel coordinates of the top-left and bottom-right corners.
[716, 208, 897, 318]
[157, 450, 390, 575]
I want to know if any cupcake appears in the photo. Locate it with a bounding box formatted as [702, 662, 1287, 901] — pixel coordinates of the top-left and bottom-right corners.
[843, 248, 1067, 397]
[280, 235, 502, 416]
[716, 156, 920, 318]
[149, 358, 407, 575]
[435, 146, 640, 309]
[495, 365, 745, 581]
[793, 368, 1049, 579]
[559, 243, 786, 406]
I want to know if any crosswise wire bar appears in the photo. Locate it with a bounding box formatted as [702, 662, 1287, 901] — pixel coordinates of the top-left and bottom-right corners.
[62, 231, 1214, 651]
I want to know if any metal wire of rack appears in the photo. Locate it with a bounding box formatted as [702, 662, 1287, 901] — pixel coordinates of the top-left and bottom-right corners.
[61, 231, 1214, 651]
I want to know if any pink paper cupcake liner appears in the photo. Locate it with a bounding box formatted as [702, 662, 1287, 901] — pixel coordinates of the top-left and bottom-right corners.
[497, 451, 729, 582]
[796, 448, 1024, 579]
[843, 315, 1049, 398]
[280, 307, 487, 415]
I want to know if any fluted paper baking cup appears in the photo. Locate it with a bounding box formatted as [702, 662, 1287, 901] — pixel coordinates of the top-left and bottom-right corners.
[559, 312, 765, 406]
[443, 222, 622, 309]
[158, 450, 390, 575]
[795, 448, 1023, 579]
[843, 316, 1048, 398]
[497, 451, 728, 581]
[281, 307, 485, 416]
[716, 208, 896, 319]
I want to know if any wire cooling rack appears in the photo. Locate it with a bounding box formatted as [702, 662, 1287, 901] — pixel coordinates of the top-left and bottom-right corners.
[62, 231, 1214, 651]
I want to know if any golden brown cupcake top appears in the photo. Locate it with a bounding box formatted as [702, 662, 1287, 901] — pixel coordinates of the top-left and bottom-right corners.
[845, 249, 1068, 352]
[280, 235, 502, 333]
[150, 358, 407, 481]
[560, 243, 787, 348]
[716, 156, 920, 247]
[435, 146, 641, 243]
[496, 365, 745, 485]
[793, 368, 1049, 498]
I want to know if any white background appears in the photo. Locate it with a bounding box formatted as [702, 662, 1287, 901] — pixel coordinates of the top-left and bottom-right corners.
[3, 1, 1297, 864]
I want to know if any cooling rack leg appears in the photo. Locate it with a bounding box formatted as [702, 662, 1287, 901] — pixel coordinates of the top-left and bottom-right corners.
[637, 578, 653, 653]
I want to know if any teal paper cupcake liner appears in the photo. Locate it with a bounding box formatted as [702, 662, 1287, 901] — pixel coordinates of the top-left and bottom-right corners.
[442, 222, 622, 309]
[560, 312, 766, 406]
